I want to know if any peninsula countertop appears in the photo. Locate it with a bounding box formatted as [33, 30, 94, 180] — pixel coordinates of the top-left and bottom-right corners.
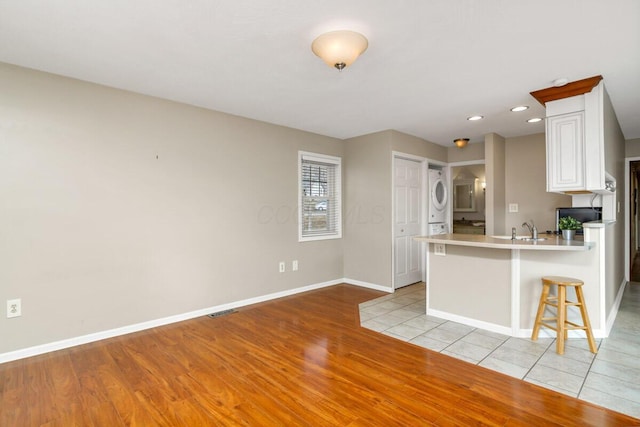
[414, 233, 594, 251]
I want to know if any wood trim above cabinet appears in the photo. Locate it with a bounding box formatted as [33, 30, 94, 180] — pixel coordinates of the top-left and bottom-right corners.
[530, 75, 603, 106]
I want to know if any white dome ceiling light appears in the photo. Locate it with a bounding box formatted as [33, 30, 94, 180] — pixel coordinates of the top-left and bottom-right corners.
[311, 30, 368, 71]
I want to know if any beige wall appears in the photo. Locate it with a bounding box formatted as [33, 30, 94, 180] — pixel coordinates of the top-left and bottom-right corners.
[484, 133, 506, 235]
[626, 138, 640, 157]
[429, 245, 511, 327]
[484, 132, 573, 235]
[448, 142, 485, 163]
[342, 130, 444, 288]
[602, 88, 626, 313]
[343, 131, 393, 286]
[390, 130, 447, 162]
[0, 63, 344, 354]
[504, 134, 571, 232]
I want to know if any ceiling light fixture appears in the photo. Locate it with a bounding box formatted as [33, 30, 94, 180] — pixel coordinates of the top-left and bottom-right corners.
[527, 117, 543, 123]
[553, 77, 569, 87]
[510, 106, 529, 112]
[311, 30, 368, 71]
[454, 138, 469, 148]
[467, 115, 484, 121]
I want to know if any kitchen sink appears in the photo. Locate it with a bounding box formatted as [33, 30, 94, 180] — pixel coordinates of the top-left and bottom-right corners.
[491, 235, 547, 241]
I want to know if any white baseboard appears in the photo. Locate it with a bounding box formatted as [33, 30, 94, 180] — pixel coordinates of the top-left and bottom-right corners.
[343, 278, 393, 293]
[427, 309, 512, 336]
[0, 278, 344, 364]
[605, 279, 628, 336]
[440, 316, 605, 340]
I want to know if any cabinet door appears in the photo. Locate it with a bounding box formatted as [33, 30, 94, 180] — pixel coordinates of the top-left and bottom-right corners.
[547, 111, 585, 192]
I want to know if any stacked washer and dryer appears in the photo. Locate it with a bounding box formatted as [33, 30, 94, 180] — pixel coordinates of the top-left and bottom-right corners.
[428, 167, 449, 235]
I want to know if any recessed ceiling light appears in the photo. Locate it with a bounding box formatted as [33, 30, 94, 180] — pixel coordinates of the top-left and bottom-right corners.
[510, 106, 529, 112]
[553, 77, 569, 87]
[467, 115, 484, 121]
[527, 117, 543, 123]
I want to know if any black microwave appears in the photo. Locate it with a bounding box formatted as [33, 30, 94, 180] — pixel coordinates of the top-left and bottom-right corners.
[556, 207, 602, 234]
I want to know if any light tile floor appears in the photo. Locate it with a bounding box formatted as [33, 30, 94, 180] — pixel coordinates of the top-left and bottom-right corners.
[359, 282, 640, 419]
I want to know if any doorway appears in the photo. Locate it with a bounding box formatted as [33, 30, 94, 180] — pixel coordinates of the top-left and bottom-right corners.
[393, 155, 424, 289]
[630, 160, 640, 281]
[450, 162, 486, 235]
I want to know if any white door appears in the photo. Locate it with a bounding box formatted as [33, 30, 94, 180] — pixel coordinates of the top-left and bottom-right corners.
[394, 157, 423, 288]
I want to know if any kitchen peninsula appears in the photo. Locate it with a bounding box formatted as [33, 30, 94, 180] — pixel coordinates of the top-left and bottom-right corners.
[415, 222, 616, 339]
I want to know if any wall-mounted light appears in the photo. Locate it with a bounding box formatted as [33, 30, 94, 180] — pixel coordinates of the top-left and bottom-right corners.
[311, 30, 368, 71]
[454, 138, 469, 148]
[482, 181, 486, 193]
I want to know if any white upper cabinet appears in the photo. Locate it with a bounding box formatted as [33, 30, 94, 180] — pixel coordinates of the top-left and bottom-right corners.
[546, 111, 585, 192]
[532, 76, 609, 194]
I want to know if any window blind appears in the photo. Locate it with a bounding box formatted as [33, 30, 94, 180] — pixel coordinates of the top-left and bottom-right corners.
[299, 152, 342, 241]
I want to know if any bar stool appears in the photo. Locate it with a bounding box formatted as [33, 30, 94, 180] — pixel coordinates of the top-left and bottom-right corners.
[531, 276, 597, 354]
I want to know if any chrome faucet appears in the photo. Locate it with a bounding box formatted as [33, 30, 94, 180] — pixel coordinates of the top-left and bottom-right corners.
[522, 220, 538, 239]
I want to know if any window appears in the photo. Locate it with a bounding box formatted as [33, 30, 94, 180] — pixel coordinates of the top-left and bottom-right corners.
[299, 151, 342, 241]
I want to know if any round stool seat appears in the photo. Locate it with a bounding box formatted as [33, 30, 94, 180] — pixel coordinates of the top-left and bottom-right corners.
[542, 276, 583, 286]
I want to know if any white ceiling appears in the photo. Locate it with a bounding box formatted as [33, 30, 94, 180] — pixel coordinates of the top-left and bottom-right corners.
[1, 0, 639, 146]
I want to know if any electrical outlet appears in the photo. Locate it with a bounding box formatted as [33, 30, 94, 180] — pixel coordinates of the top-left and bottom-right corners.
[292, 260, 298, 271]
[434, 244, 446, 256]
[7, 299, 21, 318]
[279, 261, 285, 273]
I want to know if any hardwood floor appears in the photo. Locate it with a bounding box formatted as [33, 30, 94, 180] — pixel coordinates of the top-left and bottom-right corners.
[1, 284, 638, 426]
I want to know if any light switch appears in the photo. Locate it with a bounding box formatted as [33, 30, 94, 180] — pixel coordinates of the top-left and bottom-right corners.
[509, 203, 519, 213]
[434, 243, 446, 256]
